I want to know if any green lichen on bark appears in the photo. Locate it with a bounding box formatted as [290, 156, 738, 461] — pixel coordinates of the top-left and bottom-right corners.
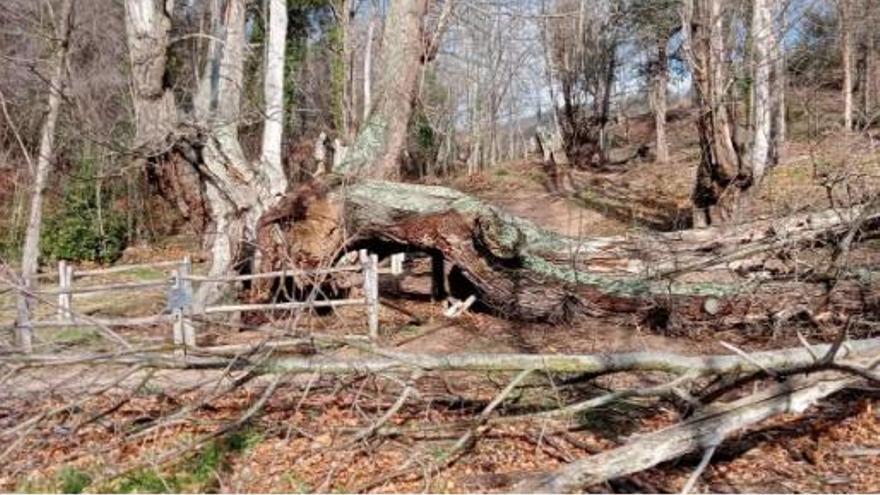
[334, 118, 388, 176]
[344, 181, 740, 299]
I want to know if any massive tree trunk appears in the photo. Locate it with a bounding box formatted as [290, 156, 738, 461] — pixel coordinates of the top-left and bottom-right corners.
[331, 180, 879, 327]
[335, 0, 429, 179]
[14, 0, 75, 352]
[124, 0, 288, 306]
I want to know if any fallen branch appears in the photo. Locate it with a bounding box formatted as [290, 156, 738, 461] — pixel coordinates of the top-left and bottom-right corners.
[513, 373, 857, 493]
[6, 337, 880, 379]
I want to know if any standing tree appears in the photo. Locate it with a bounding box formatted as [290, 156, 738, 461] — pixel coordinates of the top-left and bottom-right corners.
[839, 0, 854, 131]
[549, 0, 625, 170]
[14, 0, 75, 352]
[683, 0, 776, 226]
[770, 0, 787, 163]
[630, 0, 679, 164]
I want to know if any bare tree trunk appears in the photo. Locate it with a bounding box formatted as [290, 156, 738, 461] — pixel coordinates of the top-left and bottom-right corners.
[515, 374, 853, 493]
[863, 4, 878, 120]
[750, 0, 773, 185]
[840, 0, 854, 131]
[684, 0, 742, 227]
[261, 0, 288, 197]
[539, 0, 562, 143]
[362, 16, 375, 125]
[335, 0, 429, 179]
[125, 0, 176, 151]
[332, 180, 879, 326]
[15, 0, 75, 353]
[649, 38, 669, 163]
[124, 0, 289, 307]
[770, 0, 786, 164]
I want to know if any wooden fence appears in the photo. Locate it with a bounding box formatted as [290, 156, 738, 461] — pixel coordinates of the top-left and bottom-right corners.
[25, 250, 408, 351]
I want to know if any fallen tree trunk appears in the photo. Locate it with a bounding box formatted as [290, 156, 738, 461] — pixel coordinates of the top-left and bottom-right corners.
[324, 180, 880, 326]
[513, 373, 856, 493]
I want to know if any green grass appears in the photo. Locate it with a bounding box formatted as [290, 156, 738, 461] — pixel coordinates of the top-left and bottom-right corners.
[110, 428, 265, 493]
[225, 428, 264, 454]
[123, 267, 167, 281]
[49, 327, 101, 345]
[116, 469, 174, 493]
[58, 467, 92, 494]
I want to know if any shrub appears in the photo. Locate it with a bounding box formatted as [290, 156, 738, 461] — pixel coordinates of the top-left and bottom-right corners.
[42, 160, 127, 263]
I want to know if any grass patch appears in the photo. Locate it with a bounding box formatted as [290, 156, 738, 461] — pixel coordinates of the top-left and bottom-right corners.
[57, 467, 92, 494]
[110, 428, 265, 493]
[123, 267, 167, 281]
[226, 428, 264, 453]
[117, 469, 175, 493]
[49, 327, 101, 345]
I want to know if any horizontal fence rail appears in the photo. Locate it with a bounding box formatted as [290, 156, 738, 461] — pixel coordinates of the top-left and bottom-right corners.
[16, 250, 411, 353]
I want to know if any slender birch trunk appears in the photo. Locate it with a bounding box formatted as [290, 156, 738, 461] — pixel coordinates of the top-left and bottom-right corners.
[362, 17, 375, 124]
[261, 0, 288, 197]
[750, 0, 773, 185]
[840, 0, 853, 131]
[15, 0, 76, 352]
[770, 0, 786, 163]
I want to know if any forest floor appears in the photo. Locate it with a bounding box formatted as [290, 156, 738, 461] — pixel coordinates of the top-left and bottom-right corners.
[4, 110, 880, 492]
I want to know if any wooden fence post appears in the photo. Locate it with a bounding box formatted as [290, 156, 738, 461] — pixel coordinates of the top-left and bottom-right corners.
[65, 263, 74, 320]
[181, 256, 195, 348]
[360, 250, 380, 340]
[57, 260, 66, 320]
[57, 260, 73, 321]
[391, 253, 405, 276]
[170, 265, 195, 355]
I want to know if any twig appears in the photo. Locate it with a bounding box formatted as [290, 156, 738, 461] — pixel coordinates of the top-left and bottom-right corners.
[356, 369, 534, 492]
[680, 444, 717, 494]
[349, 376, 419, 444]
[719, 340, 778, 378]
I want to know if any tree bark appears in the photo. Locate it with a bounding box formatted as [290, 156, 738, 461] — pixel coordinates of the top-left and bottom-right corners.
[124, 0, 176, 152]
[362, 16, 375, 125]
[335, 0, 429, 179]
[326, 180, 880, 326]
[750, 0, 773, 185]
[15, 0, 75, 353]
[840, 0, 854, 132]
[514, 374, 855, 493]
[863, 3, 878, 121]
[770, 0, 786, 164]
[684, 0, 743, 227]
[649, 37, 670, 164]
[124, 0, 289, 307]
[261, 0, 288, 198]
